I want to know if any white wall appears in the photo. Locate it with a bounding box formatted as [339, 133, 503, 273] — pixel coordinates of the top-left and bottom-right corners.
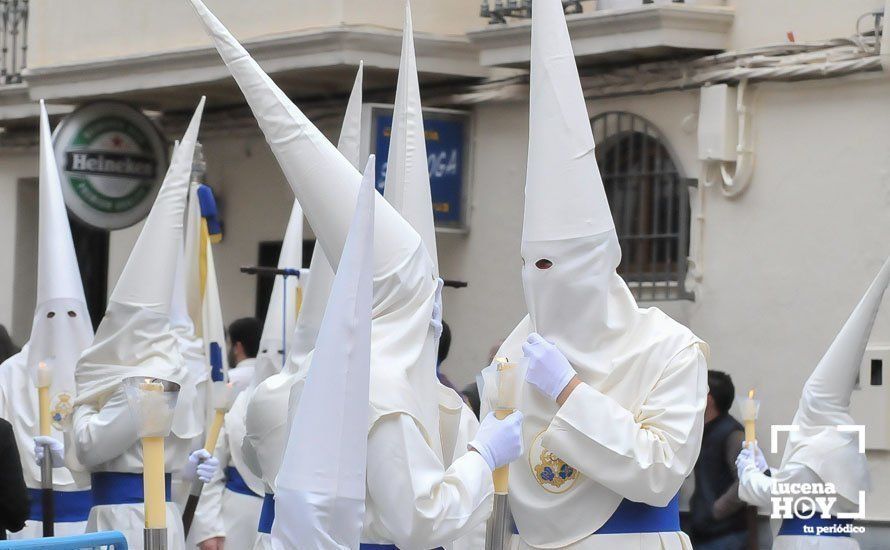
[0, 153, 37, 343]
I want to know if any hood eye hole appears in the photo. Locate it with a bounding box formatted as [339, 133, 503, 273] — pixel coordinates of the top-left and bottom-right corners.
[47, 311, 55, 318]
[535, 259, 553, 270]
[67, 311, 77, 318]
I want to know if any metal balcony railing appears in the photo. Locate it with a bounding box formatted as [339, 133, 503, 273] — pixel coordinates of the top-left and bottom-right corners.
[480, 0, 584, 25]
[0, 0, 27, 84]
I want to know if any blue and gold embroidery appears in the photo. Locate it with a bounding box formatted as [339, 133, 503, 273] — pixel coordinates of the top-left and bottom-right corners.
[529, 430, 579, 494]
[51, 392, 73, 431]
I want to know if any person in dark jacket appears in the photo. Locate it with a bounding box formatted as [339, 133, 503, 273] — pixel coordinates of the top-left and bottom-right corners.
[686, 370, 754, 549]
[0, 417, 29, 538]
[0, 325, 19, 365]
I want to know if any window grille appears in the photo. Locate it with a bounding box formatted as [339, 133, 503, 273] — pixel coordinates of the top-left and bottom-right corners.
[592, 111, 693, 301]
[0, 0, 28, 84]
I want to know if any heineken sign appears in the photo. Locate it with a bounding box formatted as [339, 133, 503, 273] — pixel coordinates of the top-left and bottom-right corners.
[54, 102, 168, 230]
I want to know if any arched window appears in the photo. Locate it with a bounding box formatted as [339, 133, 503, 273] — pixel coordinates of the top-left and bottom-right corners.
[592, 112, 693, 301]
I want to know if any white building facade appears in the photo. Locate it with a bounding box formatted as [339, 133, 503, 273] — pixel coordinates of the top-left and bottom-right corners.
[2, 0, 890, 544]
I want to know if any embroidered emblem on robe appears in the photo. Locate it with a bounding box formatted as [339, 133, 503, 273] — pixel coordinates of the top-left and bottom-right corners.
[52, 392, 74, 430]
[529, 431, 579, 493]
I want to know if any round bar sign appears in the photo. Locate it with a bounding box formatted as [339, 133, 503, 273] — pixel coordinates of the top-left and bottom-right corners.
[53, 102, 168, 230]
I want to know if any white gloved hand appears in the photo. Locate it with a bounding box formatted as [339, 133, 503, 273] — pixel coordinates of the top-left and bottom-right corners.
[468, 411, 524, 471]
[744, 440, 769, 472]
[34, 436, 64, 468]
[430, 278, 444, 341]
[735, 445, 759, 480]
[184, 449, 220, 483]
[523, 333, 577, 401]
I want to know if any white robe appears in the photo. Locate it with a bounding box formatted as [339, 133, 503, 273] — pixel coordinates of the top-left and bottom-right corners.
[739, 462, 860, 550]
[190, 391, 264, 549]
[484, 322, 707, 550]
[0, 348, 91, 539]
[245, 373, 491, 549]
[71, 386, 190, 550]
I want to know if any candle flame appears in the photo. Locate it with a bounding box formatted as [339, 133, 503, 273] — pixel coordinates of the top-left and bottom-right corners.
[749, 389, 755, 399]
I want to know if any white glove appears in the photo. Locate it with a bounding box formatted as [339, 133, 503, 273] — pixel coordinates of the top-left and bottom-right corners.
[523, 333, 577, 401]
[34, 436, 64, 468]
[468, 411, 524, 471]
[430, 278, 444, 341]
[735, 442, 768, 481]
[184, 449, 220, 483]
[741, 440, 769, 472]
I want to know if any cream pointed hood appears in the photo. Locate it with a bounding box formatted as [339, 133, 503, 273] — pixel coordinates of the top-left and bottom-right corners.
[491, 2, 706, 544]
[10, 101, 93, 488]
[188, 0, 417, 275]
[253, 201, 304, 386]
[192, 0, 440, 445]
[75, 98, 205, 407]
[780, 257, 890, 503]
[384, 3, 438, 275]
[273, 157, 374, 548]
[287, 62, 363, 376]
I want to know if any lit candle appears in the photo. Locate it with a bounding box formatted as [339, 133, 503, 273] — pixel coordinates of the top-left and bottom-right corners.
[493, 358, 518, 495]
[36, 362, 53, 437]
[741, 389, 760, 445]
[140, 380, 167, 530]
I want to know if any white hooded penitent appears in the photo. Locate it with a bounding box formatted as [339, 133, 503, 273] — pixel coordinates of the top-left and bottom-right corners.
[780, 258, 890, 504]
[272, 156, 375, 549]
[2, 101, 94, 494]
[75, 97, 205, 409]
[483, 0, 707, 547]
[188, 0, 441, 461]
[242, 63, 365, 492]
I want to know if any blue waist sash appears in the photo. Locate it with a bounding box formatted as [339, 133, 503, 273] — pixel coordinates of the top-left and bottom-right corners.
[258, 493, 275, 534]
[225, 466, 261, 498]
[514, 494, 680, 536]
[91, 472, 172, 506]
[779, 517, 853, 537]
[27, 488, 93, 522]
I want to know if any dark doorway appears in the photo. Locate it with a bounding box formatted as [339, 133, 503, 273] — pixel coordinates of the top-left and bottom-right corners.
[69, 218, 109, 330]
[254, 239, 314, 323]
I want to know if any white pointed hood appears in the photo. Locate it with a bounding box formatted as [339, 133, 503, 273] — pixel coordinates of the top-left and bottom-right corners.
[10, 102, 93, 488]
[522, 0, 612, 245]
[287, 62, 363, 376]
[193, 0, 440, 450]
[384, 3, 438, 275]
[273, 157, 374, 548]
[780, 257, 890, 503]
[75, 98, 205, 408]
[170, 240, 206, 440]
[253, 201, 304, 386]
[490, 2, 705, 544]
[243, 64, 364, 489]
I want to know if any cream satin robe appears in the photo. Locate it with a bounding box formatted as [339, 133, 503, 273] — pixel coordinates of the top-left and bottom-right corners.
[246, 374, 492, 549]
[0, 348, 90, 539]
[190, 390, 264, 549]
[484, 332, 707, 550]
[72, 387, 191, 550]
[739, 462, 861, 550]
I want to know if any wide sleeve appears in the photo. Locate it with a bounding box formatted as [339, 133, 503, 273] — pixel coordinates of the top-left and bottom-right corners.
[191, 421, 230, 544]
[71, 387, 141, 468]
[542, 344, 708, 506]
[366, 413, 494, 549]
[0, 419, 30, 532]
